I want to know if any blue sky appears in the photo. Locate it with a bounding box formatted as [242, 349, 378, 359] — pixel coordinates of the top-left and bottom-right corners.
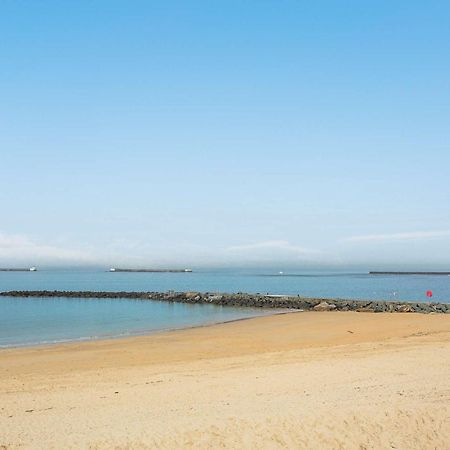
[1, 1, 449, 269]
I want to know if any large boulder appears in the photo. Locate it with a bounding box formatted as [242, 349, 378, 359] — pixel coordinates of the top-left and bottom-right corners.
[397, 304, 414, 313]
[313, 301, 337, 311]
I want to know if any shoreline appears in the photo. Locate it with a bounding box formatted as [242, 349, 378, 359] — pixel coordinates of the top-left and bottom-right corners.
[3, 310, 450, 368]
[0, 308, 295, 351]
[1, 289, 449, 313]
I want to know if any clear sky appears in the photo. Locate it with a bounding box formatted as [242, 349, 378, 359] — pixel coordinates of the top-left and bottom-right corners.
[1, 1, 449, 269]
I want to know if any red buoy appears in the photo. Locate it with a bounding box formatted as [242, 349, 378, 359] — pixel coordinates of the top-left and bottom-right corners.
[426, 290, 433, 298]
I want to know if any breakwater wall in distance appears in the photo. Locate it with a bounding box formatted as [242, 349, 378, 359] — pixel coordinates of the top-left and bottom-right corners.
[369, 271, 450, 276]
[109, 268, 192, 273]
[1, 290, 449, 314]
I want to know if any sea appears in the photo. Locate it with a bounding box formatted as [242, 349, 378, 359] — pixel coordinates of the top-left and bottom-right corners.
[1, 269, 449, 348]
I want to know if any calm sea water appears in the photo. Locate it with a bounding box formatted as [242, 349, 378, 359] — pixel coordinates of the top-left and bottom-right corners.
[1, 269, 449, 348]
[0, 296, 270, 348]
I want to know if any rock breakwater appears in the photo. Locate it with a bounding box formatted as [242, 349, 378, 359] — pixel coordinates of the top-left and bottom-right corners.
[0, 290, 449, 314]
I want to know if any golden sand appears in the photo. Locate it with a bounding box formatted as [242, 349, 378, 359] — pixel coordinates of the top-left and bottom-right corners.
[1, 312, 450, 449]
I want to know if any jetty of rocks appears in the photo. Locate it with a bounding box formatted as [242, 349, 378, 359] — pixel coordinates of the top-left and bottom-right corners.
[0, 290, 449, 314]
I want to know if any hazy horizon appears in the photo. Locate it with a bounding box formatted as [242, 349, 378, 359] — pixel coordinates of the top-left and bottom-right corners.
[1, 1, 449, 270]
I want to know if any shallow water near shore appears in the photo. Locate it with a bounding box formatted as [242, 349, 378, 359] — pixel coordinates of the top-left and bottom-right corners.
[0, 296, 272, 348]
[1, 269, 449, 347]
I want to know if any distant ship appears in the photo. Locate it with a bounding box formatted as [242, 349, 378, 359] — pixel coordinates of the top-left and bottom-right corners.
[109, 268, 192, 273]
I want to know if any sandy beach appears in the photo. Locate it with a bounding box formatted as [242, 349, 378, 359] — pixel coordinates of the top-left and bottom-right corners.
[1, 311, 450, 449]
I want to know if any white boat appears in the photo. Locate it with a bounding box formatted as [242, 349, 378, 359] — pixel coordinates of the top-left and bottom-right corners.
[29, 267, 37, 272]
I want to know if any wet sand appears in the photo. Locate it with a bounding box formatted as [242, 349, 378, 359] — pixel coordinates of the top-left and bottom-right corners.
[1, 312, 450, 449]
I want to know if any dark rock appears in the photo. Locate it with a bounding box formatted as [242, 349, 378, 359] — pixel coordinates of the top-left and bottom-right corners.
[372, 303, 385, 313]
